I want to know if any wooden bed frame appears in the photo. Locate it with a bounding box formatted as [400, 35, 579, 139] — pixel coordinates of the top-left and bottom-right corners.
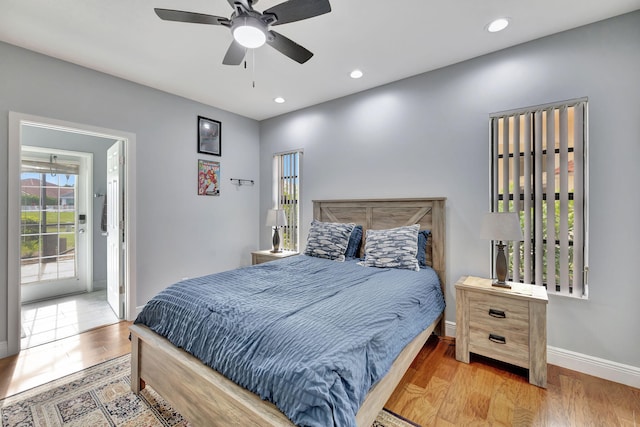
[130, 197, 446, 426]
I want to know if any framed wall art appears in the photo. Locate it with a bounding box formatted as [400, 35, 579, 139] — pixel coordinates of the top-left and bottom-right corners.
[197, 116, 221, 156]
[198, 159, 220, 196]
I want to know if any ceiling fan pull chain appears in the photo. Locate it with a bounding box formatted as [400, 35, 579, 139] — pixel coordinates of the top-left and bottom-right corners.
[252, 49, 256, 88]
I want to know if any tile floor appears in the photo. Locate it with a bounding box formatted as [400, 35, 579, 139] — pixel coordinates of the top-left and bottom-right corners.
[21, 290, 120, 349]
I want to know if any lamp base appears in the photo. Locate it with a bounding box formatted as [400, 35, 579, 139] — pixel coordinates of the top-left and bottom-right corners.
[271, 227, 281, 253]
[492, 241, 512, 288]
[491, 281, 512, 289]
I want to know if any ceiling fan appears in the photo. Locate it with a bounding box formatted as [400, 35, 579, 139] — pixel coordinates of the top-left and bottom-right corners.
[154, 0, 331, 65]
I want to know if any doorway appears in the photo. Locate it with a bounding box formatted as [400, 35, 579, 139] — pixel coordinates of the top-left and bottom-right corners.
[18, 143, 119, 349]
[7, 112, 137, 356]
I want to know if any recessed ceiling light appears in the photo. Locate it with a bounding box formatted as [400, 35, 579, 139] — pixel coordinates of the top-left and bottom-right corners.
[350, 69, 363, 79]
[487, 18, 510, 33]
[274, 97, 285, 104]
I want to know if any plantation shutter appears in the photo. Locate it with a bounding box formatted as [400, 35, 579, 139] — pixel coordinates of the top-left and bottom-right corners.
[274, 150, 302, 252]
[490, 98, 588, 298]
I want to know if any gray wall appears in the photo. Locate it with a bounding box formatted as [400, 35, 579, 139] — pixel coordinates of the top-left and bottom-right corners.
[259, 11, 640, 367]
[21, 126, 115, 290]
[0, 42, 261, 346]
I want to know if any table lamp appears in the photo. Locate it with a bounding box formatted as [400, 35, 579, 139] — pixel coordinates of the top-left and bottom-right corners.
[480, 212, 523, 288]
[266, 209, 287, 253]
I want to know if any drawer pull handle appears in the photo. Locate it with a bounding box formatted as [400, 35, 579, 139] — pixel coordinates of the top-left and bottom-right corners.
[489, 334, 506, 344]
[489, 308, 506, 318]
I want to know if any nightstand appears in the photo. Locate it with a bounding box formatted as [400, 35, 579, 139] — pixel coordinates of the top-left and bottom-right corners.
[455, 275, 548, 387]
[251, 250, 298, 265]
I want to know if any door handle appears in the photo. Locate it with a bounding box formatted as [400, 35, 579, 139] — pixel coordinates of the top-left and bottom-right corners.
[78, 229, 85, 234]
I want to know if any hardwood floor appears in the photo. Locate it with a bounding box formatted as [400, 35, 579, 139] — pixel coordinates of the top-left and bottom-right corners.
[386, 336, 640, 427]
[1, 324, 638, 426]
[0, 321, 131, 400]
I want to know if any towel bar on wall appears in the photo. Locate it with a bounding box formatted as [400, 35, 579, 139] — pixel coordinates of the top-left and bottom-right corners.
[230, 178, 254, 186]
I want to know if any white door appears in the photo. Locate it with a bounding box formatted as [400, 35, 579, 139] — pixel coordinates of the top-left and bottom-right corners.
[107, 140, 124, 318]
[20, 147, 92, 303]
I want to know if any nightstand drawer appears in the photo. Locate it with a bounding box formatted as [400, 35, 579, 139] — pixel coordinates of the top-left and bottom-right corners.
[253, 253, 277, 265]
[469, 327, 529, 368]
[251, 250, 298, 265]
[468, 293, 529, 335]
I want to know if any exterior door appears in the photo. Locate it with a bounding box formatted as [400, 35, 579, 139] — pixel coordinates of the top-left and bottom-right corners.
[20, 147, 91, 302]
[107, 140, 124, 318]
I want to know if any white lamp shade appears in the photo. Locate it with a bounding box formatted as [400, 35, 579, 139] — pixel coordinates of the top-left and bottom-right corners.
[480, 212, 523, 241]
[265, 209, 287, 227]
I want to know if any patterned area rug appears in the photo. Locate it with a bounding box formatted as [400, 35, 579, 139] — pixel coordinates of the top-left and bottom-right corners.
[1, 355, 419, 427]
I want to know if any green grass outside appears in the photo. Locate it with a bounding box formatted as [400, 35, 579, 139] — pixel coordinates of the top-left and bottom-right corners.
[21, 210, 76, 258]
[21, 210, 75, 224]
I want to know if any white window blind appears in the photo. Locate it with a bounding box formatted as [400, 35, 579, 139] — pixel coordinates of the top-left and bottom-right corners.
[490, 98, 588, 298]
[274, 150, 301, 252]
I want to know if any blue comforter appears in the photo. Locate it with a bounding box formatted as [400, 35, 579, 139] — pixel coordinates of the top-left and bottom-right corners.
[134, 255, 444, 427]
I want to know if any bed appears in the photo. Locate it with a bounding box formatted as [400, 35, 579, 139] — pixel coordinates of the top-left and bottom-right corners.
[129, 198, 446, 426]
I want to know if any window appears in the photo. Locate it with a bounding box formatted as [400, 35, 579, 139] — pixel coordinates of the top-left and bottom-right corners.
[274, 150, 302, 252]
[490, 98, 588, 298]
[20, 157, 79, 284]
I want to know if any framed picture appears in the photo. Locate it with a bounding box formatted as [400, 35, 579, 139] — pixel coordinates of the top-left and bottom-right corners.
[197, 116, 221, 156]
[198, 159, 220, 196]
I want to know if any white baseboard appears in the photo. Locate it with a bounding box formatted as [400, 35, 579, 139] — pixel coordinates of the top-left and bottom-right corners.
[444, 320, 456, 338]
[135, 305, 146, 317]
[0, 341, 7, 358]
[548, 346, 640, 389]
[444, 322, 640, 389]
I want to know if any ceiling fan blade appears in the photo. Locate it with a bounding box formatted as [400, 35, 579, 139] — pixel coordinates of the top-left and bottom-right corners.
[222, 40, 247, 65]
[154, 8, 230, 26]
[267, 31, 313, 64]
[264, 0, 331, 26]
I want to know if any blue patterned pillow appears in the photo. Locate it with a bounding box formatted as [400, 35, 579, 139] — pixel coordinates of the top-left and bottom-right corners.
[417, 229, 431, 267]
[345, 225, 363, 259]
[361, 224, 420, 271]
[304, 220, 356, 262]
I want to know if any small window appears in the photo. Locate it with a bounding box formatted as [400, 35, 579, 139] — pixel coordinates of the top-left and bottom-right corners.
[490, 99, 589, 298]
[273, 150, 302, 252]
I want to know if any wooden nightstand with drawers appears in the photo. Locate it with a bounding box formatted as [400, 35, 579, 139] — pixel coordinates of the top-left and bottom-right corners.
[455, 275, 548, 387]
[251, 250, 298, 265]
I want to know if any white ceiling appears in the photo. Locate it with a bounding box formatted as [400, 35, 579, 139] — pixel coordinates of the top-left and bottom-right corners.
[2, 0, 639, 120]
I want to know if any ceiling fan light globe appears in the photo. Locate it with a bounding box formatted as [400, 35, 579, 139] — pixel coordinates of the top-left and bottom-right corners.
[233, 24, 266, 48]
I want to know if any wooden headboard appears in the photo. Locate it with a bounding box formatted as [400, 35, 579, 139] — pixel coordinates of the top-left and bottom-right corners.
[312, 198, 446, 297]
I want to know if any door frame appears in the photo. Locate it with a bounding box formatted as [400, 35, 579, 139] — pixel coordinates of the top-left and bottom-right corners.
[7, 111, 137, 356]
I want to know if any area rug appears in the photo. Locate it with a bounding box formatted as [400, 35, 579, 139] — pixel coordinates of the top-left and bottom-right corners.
[1, 355, 420, 427]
